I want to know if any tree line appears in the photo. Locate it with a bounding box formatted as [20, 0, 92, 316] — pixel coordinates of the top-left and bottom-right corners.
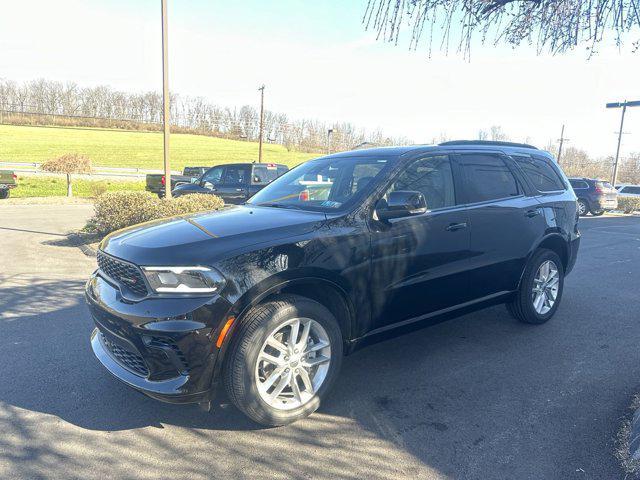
[0, 78, 411, 153]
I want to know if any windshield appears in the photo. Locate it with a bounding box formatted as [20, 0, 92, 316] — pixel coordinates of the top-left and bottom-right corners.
[247, 155, 394, 212]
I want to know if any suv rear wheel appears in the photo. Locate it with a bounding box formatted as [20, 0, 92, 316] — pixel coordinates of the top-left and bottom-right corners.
[577, 199, 588, 216]
[507, 249, 564, 324]
[223, 294, 343, 426]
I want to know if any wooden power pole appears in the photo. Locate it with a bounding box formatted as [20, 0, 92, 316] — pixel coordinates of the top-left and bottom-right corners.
[557, 124, 569, 165]
[258, 85, 265, 163]
[161, 0, 171, 198]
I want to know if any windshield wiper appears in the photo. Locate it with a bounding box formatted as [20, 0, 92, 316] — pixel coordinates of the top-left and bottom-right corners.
[255, 202, 303, 210]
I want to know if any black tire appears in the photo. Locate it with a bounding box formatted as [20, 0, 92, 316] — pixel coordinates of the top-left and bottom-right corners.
[576, 199, 588, 216]
[0, 189, 9, 199]
[507, 249, 564, 325]
[223, 294, 343, 427]
[590, 209, 605, 216]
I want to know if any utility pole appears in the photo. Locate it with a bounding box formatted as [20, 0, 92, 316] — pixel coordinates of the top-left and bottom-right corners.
[606, 100, 640, 187]
[327, 128, 334, 155]
[258, 85, 265, 163]
[161, 0, 171, 198]
[557, 124, 569, 165]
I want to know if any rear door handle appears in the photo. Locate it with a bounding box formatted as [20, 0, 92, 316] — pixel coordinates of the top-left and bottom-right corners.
[445, 222, 468, 232]
[525, 209, 540, 218]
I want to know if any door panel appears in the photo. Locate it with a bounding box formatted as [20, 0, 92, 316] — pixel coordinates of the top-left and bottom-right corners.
[455, 152, 545, 298]
[370, 208, 471, 328]
[216, 165, 251, 204]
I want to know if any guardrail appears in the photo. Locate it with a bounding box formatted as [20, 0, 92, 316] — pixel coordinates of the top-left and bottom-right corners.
[0, 161, 181, 179]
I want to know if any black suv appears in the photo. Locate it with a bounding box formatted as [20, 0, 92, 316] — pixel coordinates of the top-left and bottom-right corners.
[86, 141, 580, 426]
[568, 177, 618, 216]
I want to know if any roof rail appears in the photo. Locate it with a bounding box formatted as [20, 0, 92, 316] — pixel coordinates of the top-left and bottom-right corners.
[439, 140, 539, 150]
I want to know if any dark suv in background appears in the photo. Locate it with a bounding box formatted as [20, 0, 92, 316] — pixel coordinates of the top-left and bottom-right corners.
[172, 162, 288, 204]
[568, 177, 618, 216]
[86, 140, 580, 426]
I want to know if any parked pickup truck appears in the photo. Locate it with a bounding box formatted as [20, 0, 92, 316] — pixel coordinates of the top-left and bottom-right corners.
[172, 162, 289, 204]
[0, 170, 17, 199]
[146, 166, 209, 197]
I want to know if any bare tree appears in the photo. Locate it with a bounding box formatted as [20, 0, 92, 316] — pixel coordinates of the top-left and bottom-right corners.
[41, 153, 92, 197]
[489, 125, 509, 141]
[363, 0, 640, 56]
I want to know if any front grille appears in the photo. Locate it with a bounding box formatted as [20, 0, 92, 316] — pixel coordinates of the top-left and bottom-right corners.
[97, 251, 148, 296]
[101, 333, 149, 377]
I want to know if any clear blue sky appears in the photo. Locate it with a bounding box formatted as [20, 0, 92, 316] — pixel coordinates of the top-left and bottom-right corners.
[1, 0, 638, 157]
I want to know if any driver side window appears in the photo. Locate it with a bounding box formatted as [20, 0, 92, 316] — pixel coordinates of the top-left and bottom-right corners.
[387, 155, 456, 210]
[202, 166, 224, 185]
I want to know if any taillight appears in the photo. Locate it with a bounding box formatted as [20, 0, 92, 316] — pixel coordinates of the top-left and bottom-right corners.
[12, 173, 17, 180]
[161, 175, 166, 186]
[299, 190, 310, 201]
[594, 185, 603, 193]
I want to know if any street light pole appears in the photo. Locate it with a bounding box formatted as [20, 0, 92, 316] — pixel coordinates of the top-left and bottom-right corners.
[161, 0, 171, 198]
[606, 100, 640, 187]
[327, 128, 334, 155]
[258, 85, 265, 163]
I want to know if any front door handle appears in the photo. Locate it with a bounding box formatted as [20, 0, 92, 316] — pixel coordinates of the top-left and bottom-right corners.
[525, 209, 540, 218]
[445, 222, 468, 232]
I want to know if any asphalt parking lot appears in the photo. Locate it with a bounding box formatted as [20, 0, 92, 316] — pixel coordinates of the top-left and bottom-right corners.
[1, 204, 639, 480]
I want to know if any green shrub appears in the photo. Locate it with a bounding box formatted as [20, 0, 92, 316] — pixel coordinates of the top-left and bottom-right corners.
[88, 192, 224, 234]
[618, 196, 640, 214]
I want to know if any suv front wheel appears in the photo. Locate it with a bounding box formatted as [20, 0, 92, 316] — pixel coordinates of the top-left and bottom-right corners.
[223, 294, 343, 426]
[507, 249, 564, 324]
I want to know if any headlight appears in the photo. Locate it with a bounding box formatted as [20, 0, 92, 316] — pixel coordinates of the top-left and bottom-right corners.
[141, 266, 226, 294]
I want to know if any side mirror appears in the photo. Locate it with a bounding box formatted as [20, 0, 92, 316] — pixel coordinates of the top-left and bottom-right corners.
[375, 191, 427, 221]
[203, 181, 214, 190]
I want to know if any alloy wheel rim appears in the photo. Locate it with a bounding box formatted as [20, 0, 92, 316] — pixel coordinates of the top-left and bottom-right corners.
[578, 202, 586, 215]
[531, 260, 560, 315]
[255, 317, 331, 410]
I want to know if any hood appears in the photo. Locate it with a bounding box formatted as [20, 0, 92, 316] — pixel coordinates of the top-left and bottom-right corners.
[101, 205, 326, 266]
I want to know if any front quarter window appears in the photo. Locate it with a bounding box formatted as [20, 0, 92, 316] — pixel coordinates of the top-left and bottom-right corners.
[247, 156, 393, 212]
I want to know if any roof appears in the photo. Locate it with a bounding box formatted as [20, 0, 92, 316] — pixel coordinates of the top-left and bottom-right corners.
[325, 140, 548, 160]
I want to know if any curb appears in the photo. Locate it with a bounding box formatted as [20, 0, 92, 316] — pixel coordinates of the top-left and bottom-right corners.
[67, 232, 97, 257]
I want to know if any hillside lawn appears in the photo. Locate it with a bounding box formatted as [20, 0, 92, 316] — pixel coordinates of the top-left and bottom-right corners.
[0, 124, 320, 170]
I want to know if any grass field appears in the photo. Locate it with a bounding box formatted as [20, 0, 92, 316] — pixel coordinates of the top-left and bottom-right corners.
[0, 124, 320, 170]
[11, 175, 145, 198]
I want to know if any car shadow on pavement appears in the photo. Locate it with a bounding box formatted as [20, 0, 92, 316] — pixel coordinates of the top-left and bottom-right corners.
[1, 261, 637, 479]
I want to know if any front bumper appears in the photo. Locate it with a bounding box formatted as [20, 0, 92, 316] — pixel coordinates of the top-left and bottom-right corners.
[86, 272, 233, 404]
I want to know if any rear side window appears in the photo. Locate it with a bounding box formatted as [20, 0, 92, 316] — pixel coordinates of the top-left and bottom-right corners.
[252, 164, 279, 185]
[514, 156, 565, 192]
[622, 186, 640, 194]
[458, 154, 520, 203]
[569, 180, 589, 189]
